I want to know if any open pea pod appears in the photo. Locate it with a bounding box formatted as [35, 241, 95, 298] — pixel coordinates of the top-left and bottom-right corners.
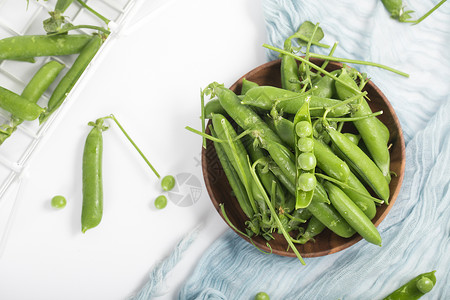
[293, 97, 316, 209]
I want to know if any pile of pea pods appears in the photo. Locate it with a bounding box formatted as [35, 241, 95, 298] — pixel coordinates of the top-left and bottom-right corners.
[191, 22, 398, 264]
[0, 0, 110, 144]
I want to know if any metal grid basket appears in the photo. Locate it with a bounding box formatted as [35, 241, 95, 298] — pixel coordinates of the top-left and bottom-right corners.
[0, 0, 142, 255]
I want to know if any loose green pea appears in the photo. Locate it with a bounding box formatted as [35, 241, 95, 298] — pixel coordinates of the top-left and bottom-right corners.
[255, 292, 270, 300]
[416, 277, 434, 294]
[298, 173, 316, 191]
[297, 137, 314, 152]
[295, 120, 313, 137]
[161, 175, 175, 191]
[297, 152, 317, 170]
[51, 195, 66, 209]
[154, 195, 167, 209]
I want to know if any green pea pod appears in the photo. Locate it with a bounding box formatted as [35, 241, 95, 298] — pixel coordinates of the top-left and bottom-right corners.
[0, 61, 64, 144]
[0, 34, 93, 61]
[340, 172, 377, 220]
[272, 116, 295, 149]
[245, 137, 288, 212]
[242, 86, 350, 117]
[342, 132, 360, 145]
[212, 114, 268, 223]
[287, 208, 312, 230]
[241, 78, 259, 95]
[352, 98, 391, 183]
[383, 271, 436, 300]
[82, 118, 107, 233]
[307, 181, 355, 238]
[211, 127, 253, 218]
[381, 0, 413, 22]
[335, 68, 359, 100]
[293, 98, 315, 209]
[204, 99, 227, 119]
[40, 35, 103, 124]
[281, 52, 301, 92]
[326, 127, 390, 203]
[242, 86, 302, 110]
[21, 61, 65, 104]
[55, 0, 74, 12]
[269, 116, 352, 186]
[267, 162, 296, 196]
[211, 83, 284, 145]
[0, 86, 44, 121]
[335, 68, 391, 183]
[264, 139, 296, 185]
[314, 138, 350, 183]
[311, 70, 340, 98]
[312, 180, 330, 204]
[324, 181, 381, 246]
[296, 215, 326, 244]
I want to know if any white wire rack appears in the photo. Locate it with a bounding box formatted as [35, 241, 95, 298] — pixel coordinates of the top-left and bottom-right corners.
[0, 0, 136, 197]
[0, 0, 153, 256]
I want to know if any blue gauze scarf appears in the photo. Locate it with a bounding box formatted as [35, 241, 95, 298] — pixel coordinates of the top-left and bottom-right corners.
[136, 1, 450, 299]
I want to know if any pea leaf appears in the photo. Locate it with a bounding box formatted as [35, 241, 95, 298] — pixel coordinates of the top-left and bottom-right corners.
[292, 21, 325, 47]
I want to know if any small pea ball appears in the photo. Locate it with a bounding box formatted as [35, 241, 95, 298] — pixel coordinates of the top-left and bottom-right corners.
[416, 277, 434, 294]
[51, 195, 66, 209]
[297, 152, 317, 171]
[295, 121, 313, 137]
[298, 173, 316, 192]
[161, 175, 175, 191]
[154, 195, 168, 209]
[255, 292, 270, 300]
[297, 137, 314, 152]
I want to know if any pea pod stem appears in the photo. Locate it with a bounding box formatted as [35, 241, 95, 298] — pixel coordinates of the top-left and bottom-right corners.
[105, 114, 160, 179]
[52, 25, 110, 36]
[75, 0, 110, 25]
[201, 88, 206, 148]
[302, 23, 320, 87]
[185, 125, 252, 144]
[185, 126, 225, 144]
[319, 42, 338, 71]
[411, 0, 447, 25]
[318, 110, 383, 122]
[307, 53, 409, 77]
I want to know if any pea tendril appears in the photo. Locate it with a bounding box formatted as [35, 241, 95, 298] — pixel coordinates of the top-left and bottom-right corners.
[75, 0, 110, 25]
[103, 114, 161, 179]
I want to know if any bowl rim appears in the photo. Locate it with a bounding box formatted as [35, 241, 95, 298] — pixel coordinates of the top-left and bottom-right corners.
[202, 58, 406, 258]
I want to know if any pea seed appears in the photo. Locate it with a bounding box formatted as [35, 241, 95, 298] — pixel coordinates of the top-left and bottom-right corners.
[416, 277, 434, 294]
[255, 292, 270, 300]
[295, 121, 313, 137]
[297, 137, 314, 152]
[298, 173, 316, 191]
[51, 195, 67, 209]
[154, 195, 167, 209]
[297, 152, 317, 170]
[161, 175, 175, 191]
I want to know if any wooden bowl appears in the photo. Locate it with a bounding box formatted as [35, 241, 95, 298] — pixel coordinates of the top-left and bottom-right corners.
[202, 59, 405, 257]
